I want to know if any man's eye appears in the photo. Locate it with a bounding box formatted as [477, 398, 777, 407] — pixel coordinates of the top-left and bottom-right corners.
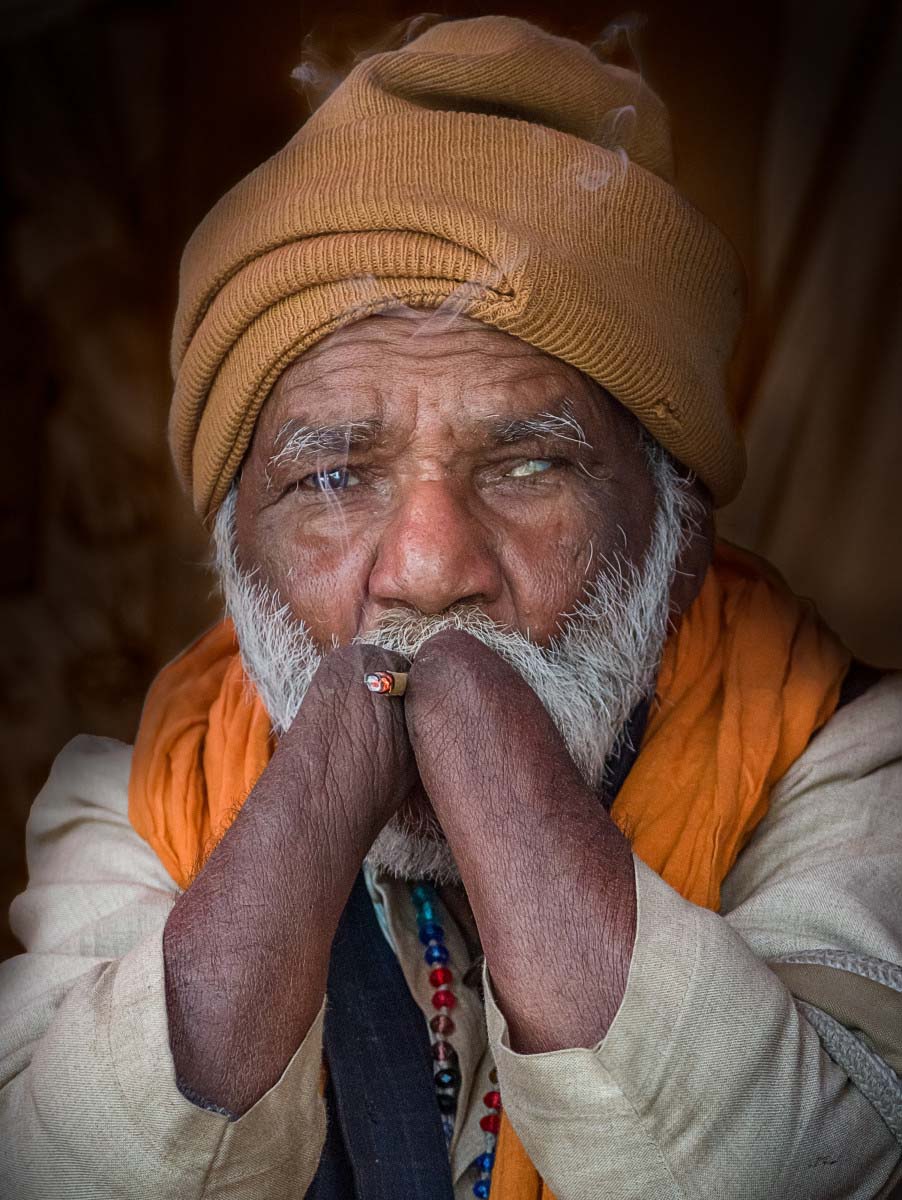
[507, 458, 554, 478]
[301, 467, 360, 492]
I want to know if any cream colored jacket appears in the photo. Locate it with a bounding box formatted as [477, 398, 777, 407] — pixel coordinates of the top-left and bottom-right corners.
[2, 676, 902, 1199]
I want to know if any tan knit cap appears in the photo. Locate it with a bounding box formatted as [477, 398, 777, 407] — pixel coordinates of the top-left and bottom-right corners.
[171, 15, 746, 524]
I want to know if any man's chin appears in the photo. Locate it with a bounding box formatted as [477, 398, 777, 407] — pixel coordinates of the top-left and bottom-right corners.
[365, 783, 461, 885]
[395, 780, 442, 833]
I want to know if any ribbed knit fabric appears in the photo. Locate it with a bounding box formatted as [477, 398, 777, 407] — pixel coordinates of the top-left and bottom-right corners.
[170, 15, 747, 524]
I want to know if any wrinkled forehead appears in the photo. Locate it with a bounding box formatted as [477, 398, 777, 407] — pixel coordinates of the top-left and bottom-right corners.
[274, 308, 592, 389]
[252, 308, 642, 452]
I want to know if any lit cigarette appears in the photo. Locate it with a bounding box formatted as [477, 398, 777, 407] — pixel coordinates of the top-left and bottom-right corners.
[364, 670, 409, 697]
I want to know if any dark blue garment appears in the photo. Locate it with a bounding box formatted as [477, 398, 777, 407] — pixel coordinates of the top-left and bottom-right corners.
[306, 872, 455, 1200]
[602, 697, 650, 810]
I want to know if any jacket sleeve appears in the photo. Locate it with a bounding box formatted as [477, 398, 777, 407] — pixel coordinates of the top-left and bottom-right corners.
[484, 674, 902, 1200]
[0, 735, 327, 1200]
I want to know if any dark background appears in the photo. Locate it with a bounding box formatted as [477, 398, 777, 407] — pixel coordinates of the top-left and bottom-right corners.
[2, 0, 901, 958]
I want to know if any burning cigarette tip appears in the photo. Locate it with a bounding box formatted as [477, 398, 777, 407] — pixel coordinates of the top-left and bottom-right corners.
[364, 670, 409, 697]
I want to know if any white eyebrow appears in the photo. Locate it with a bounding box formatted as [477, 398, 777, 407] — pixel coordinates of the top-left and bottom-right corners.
[495, 401, 591, 448]
[267, 418, 381, 470]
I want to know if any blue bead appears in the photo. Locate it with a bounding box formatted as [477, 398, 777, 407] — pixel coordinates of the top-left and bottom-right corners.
[415, 901, 437, 925]
[411, 883, 434, 905]
[418, 922, 444, 945]
[475, 1152, 495, 1171]
[434, 1066, 461, 1089]
[424, 944, 449, 965]
[473, 1181, 491, 1198]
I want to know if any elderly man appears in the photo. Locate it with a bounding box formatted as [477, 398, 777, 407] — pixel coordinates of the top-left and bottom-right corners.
[2, 15, 901, 1200]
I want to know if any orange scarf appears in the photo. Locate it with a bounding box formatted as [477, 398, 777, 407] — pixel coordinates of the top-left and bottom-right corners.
[129, 541, 849, 1197]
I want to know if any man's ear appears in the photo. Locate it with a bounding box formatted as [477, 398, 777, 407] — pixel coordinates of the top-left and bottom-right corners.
[668, 479, 714, 617]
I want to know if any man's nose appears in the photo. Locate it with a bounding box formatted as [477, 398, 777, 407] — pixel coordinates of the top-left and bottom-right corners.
[368, 481, 503, 614]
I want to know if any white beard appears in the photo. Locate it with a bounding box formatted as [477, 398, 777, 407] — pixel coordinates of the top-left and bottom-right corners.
[213, 441, 699, 884]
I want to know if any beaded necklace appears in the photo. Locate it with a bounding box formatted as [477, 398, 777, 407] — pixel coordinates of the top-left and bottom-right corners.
[411, 882, 501, 1199]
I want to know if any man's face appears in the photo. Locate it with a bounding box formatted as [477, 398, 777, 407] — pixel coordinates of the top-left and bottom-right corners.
[221, 309, 710, 880]
[233, 311, 659, 647]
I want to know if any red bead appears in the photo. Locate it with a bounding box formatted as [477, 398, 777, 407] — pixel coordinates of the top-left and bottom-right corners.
[429, 966, 452, 988]
[431, 988, 457, 1010]
[480, 1113, 501, 1134]
[483, 1090, 501, 1111]
[432, 1041, 458, 1063]
[430, 1013, 455, 1036]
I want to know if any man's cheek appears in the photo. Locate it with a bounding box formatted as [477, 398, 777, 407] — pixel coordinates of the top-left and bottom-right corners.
[501, 535, 598, 641]
[283, 557, 373, 646]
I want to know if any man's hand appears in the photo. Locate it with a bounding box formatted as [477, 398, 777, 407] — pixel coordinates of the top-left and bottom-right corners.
[274, 643, 415, 847]
[164, 644, 413, 1116]
[405, 630, 637, 1054]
